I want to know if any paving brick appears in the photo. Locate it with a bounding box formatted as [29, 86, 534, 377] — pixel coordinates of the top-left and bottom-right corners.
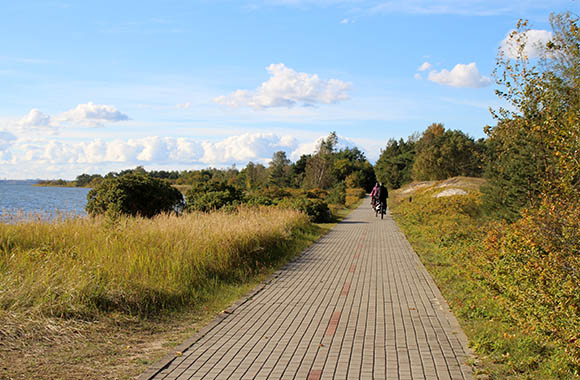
[139, 199, 474, 380]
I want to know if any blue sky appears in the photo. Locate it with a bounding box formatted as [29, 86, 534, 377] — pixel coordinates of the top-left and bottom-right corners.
[0, 0, 576, 179]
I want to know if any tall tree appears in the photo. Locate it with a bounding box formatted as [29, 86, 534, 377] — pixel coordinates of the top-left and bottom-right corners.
[241, 162, 268, 189]
[412, 124, 483, 181]
[268, 151, 291, 186]
[304, 132, 338, 189]
[483, 12, 580, 218]
[374, 137, 416, 189]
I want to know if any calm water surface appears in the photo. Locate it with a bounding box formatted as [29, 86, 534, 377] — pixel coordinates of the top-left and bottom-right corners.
[0, 181, 90, 219]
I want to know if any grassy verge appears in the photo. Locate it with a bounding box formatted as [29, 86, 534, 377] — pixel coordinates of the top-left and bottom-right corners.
[0, 200, 361, 379]
[390, 177, 577, 379]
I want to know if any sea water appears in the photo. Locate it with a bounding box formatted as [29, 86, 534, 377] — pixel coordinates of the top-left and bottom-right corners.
[0, 181, 90, 221]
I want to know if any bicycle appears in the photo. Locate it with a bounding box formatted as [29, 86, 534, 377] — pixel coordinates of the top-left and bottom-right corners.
[375, 199, 386, 219]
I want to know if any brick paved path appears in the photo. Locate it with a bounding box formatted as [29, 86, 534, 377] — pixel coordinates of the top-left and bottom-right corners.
[140, 200, 473, 380]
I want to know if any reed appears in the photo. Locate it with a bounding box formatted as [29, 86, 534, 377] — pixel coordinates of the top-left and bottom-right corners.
[0, 207, 311, 318]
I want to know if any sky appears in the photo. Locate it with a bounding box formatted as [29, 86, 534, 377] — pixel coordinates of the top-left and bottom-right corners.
[0, 0, 577, 179]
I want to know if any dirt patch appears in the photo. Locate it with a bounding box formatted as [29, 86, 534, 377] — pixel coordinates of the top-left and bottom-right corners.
[434, 177, 486, 191]
[434, 188, 468, 198]
[0, 312, 198, 380]
[400, 181, 436, 195]
[0, 284, 257, 380]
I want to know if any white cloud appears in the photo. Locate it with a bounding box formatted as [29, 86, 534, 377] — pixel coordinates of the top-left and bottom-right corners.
[0, 131, 16, 149]
[500, 29, 553, 59]
[427, 62, 491, 88]
[18, 109, 53, 127]
[214, 63, 351, 109]
[10, 103, 130, 134]
[7, 133, 299, 167]
[414, 73, 422, 80]
[42, 140, 81, 163]
[58, 102, 129, 127]
[0, 131, 17, 161]
[201, 133, 297, 164]
[0, 131, 377, 179]
[170, 138, 204, 161]
[289, 134, 356, 161]
[104, 140, 141, 162]
[418, 62, 431, 71]
[340, 18, 350, 24]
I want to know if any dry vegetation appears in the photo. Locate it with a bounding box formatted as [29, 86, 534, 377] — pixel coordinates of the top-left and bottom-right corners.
[0, 207, 320, 379]
[391, 177, 579, 379]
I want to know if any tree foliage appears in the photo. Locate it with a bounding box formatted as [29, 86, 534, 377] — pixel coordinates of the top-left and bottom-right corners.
[374, 137, 416, 189]
[304, 132, 338, 189]
[483, 12, 580, 218]
[86, 174, 184, 217]
[268, 151, 292, 187]
[75, 173, 103, 187]
[412, 123, 484, 181]
[473, 13, 580, 371]
[185, 181, 243, 212]
[240, 162, 268, 190]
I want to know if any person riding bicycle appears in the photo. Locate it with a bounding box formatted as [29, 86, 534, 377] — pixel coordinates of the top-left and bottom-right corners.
[376, 182, 388, 211]
[370, 182, 379, 207]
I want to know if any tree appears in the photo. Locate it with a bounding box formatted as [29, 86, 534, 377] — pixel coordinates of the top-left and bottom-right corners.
[76, 173, 103, 187]
[304, 132, 338, 189]
[75, 173, 93, 187]
[268, 151, 291, 187]
[374, 137, 416, 189]
[240, 162, 268, 190]
[86, 174, 184, 217]
[412, 124, 483, 181]
[291, 154, 310, 187]
[483, 12, 580, 217]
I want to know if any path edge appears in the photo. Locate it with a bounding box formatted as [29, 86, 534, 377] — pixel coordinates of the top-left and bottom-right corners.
[136, 220, 339, 380]
[392, 212, 476, 379]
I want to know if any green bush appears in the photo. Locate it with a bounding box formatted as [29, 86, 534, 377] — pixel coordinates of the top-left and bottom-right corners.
[185, 181, 243, 212]
[85, 174, 184, 218]
[251, 186, 292, 203]
[327, 182, 346, 205]
[278, 197, 331, 223]
[244, 194, 275, 206]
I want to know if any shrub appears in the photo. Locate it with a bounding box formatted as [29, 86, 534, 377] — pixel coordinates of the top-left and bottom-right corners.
[86, 174, 184, 217]
[244, 194, 275, 206]
[346, 187, 366, 199]
[254, 186, 291, 200]
[327, 182, 346, 205]
[474, 199, 580, 368]
[305, 188, 328, 199]
[185, 182, 243, 212]
[278, 197, 331, 223]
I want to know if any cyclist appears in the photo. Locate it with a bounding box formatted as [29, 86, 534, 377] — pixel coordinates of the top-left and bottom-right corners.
[370, 182, 379, 208]
[372, 182, 389, 218]
[377, 182, 388, 213]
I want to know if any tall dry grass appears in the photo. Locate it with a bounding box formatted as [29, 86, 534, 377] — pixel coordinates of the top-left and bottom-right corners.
[0, 207, 310, 318]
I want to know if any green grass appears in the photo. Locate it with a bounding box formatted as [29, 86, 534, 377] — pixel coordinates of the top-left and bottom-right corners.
[390, 177, 579, 379]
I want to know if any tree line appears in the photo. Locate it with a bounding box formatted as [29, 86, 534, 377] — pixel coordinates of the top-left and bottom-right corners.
[374, 123, 486, 190]
[85, 132, 375, 222]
